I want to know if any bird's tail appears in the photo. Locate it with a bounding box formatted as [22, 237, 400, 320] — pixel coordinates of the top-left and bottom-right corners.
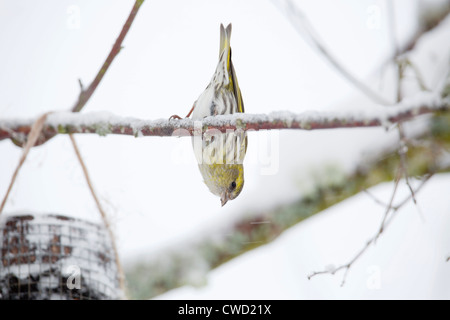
[218, 23, 244, 113]
[219, 23, 232, 58]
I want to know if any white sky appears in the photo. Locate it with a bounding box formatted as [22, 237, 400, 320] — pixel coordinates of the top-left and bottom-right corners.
[0, 0, 449, 299]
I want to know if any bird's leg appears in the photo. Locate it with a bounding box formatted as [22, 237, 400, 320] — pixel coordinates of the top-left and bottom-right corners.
[185, 104, 195, 118]
[169, 103, 195, 120]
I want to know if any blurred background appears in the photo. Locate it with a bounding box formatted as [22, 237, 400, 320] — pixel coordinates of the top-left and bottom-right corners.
[0, 0, 449, 299]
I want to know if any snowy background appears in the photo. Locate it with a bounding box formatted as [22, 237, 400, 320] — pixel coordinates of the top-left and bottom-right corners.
[0, 0, 449, 299]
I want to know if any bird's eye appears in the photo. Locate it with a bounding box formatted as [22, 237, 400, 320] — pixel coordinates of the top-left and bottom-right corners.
[230, 181, 237, 190]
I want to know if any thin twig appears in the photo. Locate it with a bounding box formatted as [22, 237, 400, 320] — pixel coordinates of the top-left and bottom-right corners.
[0, 112, 52, 215]
[308, 239, 374, 287]
[308, 174, 434, 286]
[398, 125, 417, 205]
[71, 0, 145, 112]
[363, 189, 388, 207]
[388, 0, 421, 211]
[380, 3, 450, 73]
[405, 59, 430, 91]
[383, 174, 433, 228]
[376, 168, 402, 239]
[386, 0, 399, 57]
[273, 0, 393, 106]
[365, 173, 433, 212]
[399, 3, 450, 55]
[69, 134, 126, 297]
[391, 174, 433, 210]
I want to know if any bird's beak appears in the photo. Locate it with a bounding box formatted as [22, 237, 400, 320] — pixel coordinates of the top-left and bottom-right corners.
[220, 191, 229, 207]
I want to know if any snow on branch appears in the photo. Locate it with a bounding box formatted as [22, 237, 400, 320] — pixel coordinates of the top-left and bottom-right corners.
[0, 93, 448, 146]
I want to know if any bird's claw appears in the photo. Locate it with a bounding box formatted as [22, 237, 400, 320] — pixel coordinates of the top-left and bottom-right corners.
[169, 115, 183, 120]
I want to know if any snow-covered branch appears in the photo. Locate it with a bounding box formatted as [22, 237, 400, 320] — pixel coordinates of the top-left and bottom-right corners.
[400, 1, 450, 54]
[0, 93, 448, 146]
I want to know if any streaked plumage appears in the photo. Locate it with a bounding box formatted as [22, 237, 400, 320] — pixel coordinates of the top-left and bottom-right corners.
[191, 23, 247, 206]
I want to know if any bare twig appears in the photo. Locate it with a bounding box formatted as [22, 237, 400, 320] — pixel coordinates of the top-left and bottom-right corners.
[308, 239, 374, 287]
[399, 2, 450, 55]
[400, 174, 433, 205]
[398, 126, 418, 204]
[363, 189, 388, 207]
[365, 173, 433, 212]
[311, 1, 429, 286]
[69, 134, 126, 297]
[376, 168, 402, 238]
[385, 174, 433, 220]
[272, 0, 393, 106]
[1, 97, 448, 144]
[0, 112, 52, 215]
[388, 1, 421, 211]
[308, 173, 434, 286]
[386, 0, 399, 56]
[72, 0, 145, 112]
[404, 59, 430, 91]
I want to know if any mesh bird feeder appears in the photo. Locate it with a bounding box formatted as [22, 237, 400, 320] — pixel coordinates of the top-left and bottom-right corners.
[0, 213, 123, 300]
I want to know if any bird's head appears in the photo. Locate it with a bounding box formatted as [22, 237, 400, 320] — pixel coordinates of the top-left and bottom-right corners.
[199, 163, 244, 206]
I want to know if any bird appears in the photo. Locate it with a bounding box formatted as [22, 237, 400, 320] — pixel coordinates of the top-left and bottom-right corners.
[171, 23, 247, 206]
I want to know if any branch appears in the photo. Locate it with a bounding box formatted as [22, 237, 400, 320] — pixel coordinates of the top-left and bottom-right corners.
[399, 1, 450, 55]
[1, 93, 448, 145]
[273, 0, 450, 106]
[376, 168, 402, 237]
[308, 173, 433, 286]
[124, 112, 450, 299]
[0, 113, 52, 215]
[272, 0, 393, 106]
[71, 0, 145, 112]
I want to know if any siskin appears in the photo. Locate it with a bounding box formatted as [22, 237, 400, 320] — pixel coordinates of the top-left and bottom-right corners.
[172, 23, 247, 206]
